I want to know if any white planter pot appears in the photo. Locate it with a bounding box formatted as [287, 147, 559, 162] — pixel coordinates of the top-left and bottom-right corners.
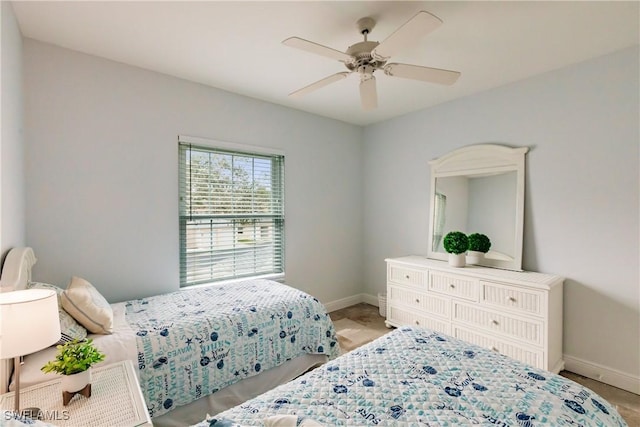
[448, 253, 466, 268]
[61, 369, 92, 393]
[466, 250, 485, 265]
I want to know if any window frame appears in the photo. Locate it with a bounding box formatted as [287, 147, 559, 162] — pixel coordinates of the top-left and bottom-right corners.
[178, 135, 285, 288]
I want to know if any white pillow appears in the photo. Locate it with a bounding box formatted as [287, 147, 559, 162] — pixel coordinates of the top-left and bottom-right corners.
[27, 282, 88, 344]
[61, 276, 113, 334]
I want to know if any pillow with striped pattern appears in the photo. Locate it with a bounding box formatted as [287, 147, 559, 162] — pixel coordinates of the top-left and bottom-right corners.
[27, 282, 88, 344]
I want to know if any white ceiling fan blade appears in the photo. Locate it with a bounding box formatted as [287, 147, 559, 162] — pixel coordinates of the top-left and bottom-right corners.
[372, 11, 442, 61]
[283, 37, 354, 63]
[359, 76, 378, 111]
[289, 72, 350, 98]
[384, 63, 460, 86]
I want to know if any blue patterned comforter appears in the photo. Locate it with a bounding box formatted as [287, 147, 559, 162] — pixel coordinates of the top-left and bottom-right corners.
[198, 327, 627, 426]
[124, 279, 339, 418]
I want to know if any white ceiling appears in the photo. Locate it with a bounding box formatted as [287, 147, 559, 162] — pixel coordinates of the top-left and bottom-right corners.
[11, 1, 640, 126]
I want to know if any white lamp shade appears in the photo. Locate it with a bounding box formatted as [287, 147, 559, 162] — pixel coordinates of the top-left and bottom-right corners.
[0, 289, 61, 358]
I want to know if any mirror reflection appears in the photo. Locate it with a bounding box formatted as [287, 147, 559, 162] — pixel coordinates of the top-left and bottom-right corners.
[426, 144, 528, 271]
[432, 171, 517, 261]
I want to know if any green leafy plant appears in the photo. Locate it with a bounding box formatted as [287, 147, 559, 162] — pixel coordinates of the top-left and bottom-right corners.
[443, 231, 469, 255]
[41, 339, 105, 375]
[467, 233, 491, 253]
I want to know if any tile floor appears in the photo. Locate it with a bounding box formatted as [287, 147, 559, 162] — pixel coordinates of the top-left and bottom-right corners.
[330, 303, 640, 426]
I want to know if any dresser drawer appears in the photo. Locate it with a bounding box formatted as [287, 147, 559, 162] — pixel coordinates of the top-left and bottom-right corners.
[481, 281, 543, 315]
[388, 306, 451, 334]
[453, 326, 543, 369]
[388, 285, 449, 318]
[429, 271, 479, 301]
[453, 302, 543, 346]
[388, 264, 427, 288]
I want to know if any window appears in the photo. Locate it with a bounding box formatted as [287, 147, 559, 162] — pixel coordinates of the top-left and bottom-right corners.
[179, 137, 284, 287]
[432, 192, 447, 252]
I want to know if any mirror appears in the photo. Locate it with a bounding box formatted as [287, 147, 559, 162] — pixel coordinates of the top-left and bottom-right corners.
[427, 144, 528, 271]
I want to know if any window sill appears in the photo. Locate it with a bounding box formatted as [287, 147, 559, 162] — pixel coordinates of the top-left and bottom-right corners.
[181, 273, 286, 290]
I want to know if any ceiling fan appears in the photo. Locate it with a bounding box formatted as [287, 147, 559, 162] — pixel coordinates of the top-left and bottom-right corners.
[283, 10, 461, 111]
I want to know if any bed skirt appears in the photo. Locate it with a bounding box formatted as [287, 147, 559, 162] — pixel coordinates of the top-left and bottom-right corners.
[153, 353, 328, 427]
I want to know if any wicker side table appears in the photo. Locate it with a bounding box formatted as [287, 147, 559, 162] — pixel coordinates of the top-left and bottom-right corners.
[0, 360, 151, 426]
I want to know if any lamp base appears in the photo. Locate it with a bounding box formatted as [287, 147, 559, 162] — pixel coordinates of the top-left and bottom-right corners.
[21, 407, 42, 420]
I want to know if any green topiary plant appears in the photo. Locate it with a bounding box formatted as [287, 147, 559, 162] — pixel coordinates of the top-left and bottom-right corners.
[443, 231, 469, 255]
[41, 339, 106, 376]
[467, 233, 491, 253]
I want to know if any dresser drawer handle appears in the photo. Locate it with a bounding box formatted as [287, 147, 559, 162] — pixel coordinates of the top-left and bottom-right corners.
[508, 296, 517, 302]
[491, 319, 499, 326]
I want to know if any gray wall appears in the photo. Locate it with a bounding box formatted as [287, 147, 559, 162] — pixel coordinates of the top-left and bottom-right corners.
[363, 47, 639, 378]
[23, 40, 363, 304]
[0, 1, 25, 259]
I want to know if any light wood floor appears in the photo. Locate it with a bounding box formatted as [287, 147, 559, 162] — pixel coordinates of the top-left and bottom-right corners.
[330, 303, 640, 426]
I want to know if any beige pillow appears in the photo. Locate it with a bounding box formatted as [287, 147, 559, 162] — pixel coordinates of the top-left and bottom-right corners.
[61, 276, 113, 334]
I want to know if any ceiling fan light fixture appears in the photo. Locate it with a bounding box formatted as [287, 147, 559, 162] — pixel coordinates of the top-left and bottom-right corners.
[358, 64, 376, 79]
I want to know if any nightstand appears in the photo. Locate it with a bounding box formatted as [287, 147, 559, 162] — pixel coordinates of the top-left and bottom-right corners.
[0, 360, 151, 426]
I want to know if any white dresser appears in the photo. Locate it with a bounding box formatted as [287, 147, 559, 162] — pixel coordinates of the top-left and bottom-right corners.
[385, 256, 564, 373]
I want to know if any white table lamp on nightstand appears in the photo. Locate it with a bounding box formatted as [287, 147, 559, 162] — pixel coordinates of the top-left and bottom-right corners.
[0, 289, 61, 417]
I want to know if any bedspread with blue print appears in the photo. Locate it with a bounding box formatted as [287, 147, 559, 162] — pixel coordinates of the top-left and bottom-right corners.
[197, 327, 627, 427]
[124, 279, 339, 418]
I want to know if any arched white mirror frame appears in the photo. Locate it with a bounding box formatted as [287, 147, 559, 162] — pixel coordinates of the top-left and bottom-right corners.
[427, 144, 529, 271]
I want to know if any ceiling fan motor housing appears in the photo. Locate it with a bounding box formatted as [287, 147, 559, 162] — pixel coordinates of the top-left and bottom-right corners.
[344, 41, 386, 72]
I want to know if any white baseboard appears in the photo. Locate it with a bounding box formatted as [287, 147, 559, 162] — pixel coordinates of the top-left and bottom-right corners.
[563, 354, 640, 395]
[323, 294, 365, 313]
[362, 293, 379, 307]
[323, 293, 380, 313]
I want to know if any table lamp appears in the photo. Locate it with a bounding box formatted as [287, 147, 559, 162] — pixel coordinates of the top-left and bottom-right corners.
[0, 289, 61, 417]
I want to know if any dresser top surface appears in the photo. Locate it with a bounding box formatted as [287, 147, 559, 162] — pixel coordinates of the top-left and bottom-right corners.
[386, 256, 564, 288]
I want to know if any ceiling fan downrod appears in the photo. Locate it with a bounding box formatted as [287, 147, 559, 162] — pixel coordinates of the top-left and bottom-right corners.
[357, 17, 375, 41]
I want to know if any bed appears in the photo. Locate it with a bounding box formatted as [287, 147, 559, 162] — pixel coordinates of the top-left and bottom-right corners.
[195, 326, 627, 427]
[0, 248, 339, 426]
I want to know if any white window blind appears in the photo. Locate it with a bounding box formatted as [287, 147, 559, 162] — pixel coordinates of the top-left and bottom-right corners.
[179, 140, 284, 287]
